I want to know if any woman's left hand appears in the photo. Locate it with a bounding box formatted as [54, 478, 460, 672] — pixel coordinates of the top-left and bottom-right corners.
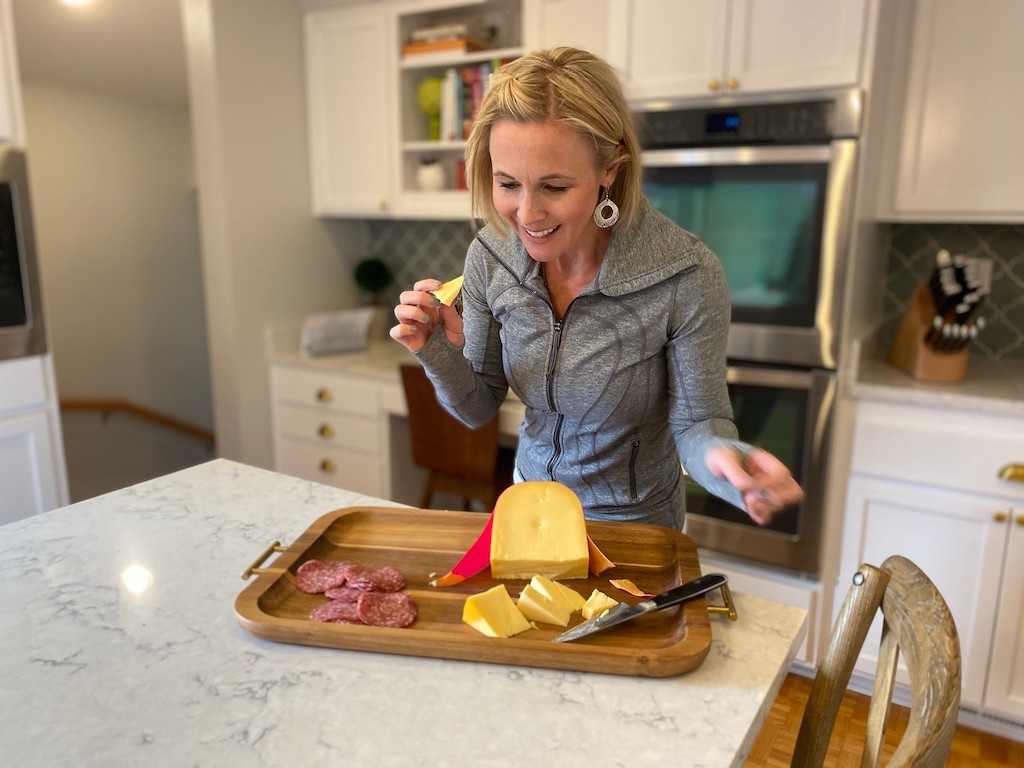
[705, 447, 804, 526]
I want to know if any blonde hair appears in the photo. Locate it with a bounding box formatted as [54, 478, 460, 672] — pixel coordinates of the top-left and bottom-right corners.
[464, 47, 641, 236]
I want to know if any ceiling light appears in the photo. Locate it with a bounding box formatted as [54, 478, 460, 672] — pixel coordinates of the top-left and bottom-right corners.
[59, 0, 92, 8]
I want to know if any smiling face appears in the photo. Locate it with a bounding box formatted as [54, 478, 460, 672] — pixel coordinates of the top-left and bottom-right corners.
[489, 119, 617, 267]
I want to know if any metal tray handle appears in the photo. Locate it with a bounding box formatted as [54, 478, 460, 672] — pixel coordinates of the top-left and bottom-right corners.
[241, 541, 288, 580]
[706, 582, 739, 621]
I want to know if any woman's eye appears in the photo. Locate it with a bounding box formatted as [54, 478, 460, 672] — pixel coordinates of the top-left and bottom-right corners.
[545, 185, 568, 194]
[497, 181, 518, 190]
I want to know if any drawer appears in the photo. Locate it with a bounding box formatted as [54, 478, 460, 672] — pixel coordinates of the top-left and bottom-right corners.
[271, 365, 379, 417]
[274, 437, 384, 497]
[274, 403, 379, 454]
[852, 400, 1024, 501]
[0, 356, 48, 415]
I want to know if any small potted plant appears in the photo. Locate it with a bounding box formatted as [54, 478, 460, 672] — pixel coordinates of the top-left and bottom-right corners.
[355, 256, 394, 337]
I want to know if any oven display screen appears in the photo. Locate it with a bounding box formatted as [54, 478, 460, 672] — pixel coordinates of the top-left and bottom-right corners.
[706, 112, 740, 133]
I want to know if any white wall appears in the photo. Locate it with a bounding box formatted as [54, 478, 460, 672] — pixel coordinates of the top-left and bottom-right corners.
[23, 84, 214, 431]
[182, 0, 367, 468]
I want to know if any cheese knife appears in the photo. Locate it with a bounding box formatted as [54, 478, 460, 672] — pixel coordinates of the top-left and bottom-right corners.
[553, 573, 728, 643]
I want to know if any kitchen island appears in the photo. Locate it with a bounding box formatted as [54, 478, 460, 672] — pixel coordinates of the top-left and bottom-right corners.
[0, 460, 807, 767]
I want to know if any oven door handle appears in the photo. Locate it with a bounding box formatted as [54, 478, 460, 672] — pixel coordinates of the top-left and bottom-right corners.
[725, 365, 821, 390]
[642, 144, 833, 167]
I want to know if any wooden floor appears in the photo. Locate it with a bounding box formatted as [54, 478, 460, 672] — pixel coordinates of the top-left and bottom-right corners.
[745, 673, 1024, 767]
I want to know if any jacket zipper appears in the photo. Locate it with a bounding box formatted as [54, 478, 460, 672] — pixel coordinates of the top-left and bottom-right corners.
[628, 439, 641, 500]
[545, 310, 570, 479]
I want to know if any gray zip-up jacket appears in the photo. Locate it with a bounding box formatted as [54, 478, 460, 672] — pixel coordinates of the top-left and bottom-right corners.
[416, 198, 750, 529]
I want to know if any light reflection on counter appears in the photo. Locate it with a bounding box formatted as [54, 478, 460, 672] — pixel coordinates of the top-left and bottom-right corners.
[121, 564, 154, 596]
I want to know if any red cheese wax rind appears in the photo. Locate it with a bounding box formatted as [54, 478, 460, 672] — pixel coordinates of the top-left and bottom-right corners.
[429, 514, 494, 587]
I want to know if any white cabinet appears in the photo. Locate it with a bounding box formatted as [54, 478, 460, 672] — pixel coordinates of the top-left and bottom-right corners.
[611, 0, 868, 102]
[0, 0, 20, 142]
[523, 0, 613, 61]
[305, 4, 393, 216]
[0, 355, 68, 523]
[839, 399, 1024, 717]
[270, 363, 387, 497]
[883, 0, 1024, 221]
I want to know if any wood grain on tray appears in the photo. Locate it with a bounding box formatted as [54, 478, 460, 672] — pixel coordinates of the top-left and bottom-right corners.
[235, 506, 713, 677]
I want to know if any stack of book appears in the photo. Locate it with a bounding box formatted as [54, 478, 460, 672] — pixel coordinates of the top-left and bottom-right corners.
[438, 58, 516, 142]
[403, 20, 491, 57]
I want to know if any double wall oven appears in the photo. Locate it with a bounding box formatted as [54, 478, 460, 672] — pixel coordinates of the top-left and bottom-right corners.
[636, 89, 862, 576]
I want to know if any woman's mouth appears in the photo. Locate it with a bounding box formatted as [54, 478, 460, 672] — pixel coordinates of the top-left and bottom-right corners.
[524, 224, 558, 239]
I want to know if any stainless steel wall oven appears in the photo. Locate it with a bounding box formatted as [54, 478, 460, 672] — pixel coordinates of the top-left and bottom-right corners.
[635, 90, 861, 576]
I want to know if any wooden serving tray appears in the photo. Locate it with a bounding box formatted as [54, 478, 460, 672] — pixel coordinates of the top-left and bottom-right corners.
[235, 506, 714, 678]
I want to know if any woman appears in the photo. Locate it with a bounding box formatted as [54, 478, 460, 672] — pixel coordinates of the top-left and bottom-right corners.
[391, 47, 802, 529]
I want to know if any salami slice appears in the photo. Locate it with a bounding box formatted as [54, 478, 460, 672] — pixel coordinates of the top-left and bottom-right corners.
[323, 585, 364, 602]
[295, 559, 352, 594]
[344, 564, 406, 592]
[309, 600, 362, 623]
[357, 591, 418, 628]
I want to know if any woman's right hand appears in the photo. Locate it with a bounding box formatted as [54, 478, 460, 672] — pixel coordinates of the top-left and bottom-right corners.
[390, 279, 464, 353]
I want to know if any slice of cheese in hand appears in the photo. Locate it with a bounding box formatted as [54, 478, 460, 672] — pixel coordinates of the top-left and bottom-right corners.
[582, 589, 619, 620]
[490, 481, 589, 580]
[462, 584, 532, 638]
[516, 583, 571, 626]
[431, 275, 464, 306]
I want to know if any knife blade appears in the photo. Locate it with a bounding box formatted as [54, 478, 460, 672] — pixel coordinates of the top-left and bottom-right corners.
[553, 573, 728, 643]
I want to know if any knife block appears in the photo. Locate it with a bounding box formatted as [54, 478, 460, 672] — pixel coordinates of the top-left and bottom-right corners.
[887, 283, 969, 383]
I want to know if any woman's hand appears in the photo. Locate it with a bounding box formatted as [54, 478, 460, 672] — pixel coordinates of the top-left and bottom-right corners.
[390, 279, 465, 353]
[705, 446, 804, 526]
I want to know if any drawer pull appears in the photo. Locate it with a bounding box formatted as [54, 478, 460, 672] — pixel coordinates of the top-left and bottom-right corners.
[316, 388, 333, 403]
[319, 459, 336, 474]
[995, 512, 1008, 523]
[999, 464, 1024, 484]
[1017, 516, 1024, 527]
[708, 78, 721, 91]
[726, 76, 740, 90]
[318, 424, 335, 439]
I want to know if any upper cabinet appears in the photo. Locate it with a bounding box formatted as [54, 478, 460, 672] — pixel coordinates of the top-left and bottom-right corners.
[612, 0, 868, 103]
[879, 0, 1024, 222]
[0, 0, 23, 144]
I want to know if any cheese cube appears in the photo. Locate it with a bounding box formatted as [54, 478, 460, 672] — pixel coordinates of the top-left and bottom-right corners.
[462, 585, 532, 638]
[582, 589, 619, 620]
[531, 575, 585, 614]
[516, 583, 571, 626]
[490, 481, 589, 580]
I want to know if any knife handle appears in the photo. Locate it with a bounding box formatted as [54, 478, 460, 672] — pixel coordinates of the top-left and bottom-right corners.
[650, 573, 729, 610]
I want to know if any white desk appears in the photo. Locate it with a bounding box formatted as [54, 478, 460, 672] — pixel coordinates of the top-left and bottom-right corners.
[0, 460, 807, 767]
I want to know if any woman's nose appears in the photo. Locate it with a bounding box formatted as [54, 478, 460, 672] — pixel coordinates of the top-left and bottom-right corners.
[519, 190, 543, 222]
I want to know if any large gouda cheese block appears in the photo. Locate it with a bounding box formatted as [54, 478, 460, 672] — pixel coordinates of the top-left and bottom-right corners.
[516, 583, 571, 626]
[582, 589, 619, 620]
[490, 481, 589, 580]
[462, 584, 532, 638]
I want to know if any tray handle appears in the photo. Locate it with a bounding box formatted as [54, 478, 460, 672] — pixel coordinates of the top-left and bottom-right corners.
[241, 541, 288, 580]
[705, 581, 739, 621]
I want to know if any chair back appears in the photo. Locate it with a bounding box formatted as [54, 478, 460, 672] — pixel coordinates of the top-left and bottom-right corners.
[792, 555, 961, 768]
[400, 363, 501, 489]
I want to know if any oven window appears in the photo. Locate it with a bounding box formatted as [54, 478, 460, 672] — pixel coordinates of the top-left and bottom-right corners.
[0, 182, 27, 328]
[684, 380, 806, 536]
[644, 163, 828, 327]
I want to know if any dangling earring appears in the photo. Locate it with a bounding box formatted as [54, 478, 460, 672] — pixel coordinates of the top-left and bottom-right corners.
[593, 187, 619, 228]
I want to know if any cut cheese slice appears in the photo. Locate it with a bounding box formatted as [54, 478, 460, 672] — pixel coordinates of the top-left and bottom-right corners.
[581, 589, 619, 620]
[531, 575, 585, 614]
[516, 583, 571, 626]
[431, 275, 464, 306]
[462, 584, 532, 638]
[490, 481, 589, 580]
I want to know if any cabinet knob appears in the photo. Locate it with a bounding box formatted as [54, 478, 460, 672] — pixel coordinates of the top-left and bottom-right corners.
[995, 512, 1008, 523]
[708, 78, 721, 91]
[999, 463, 1024, 484]
[315, 388, 333, 403]
[1016, 516, 1024, 526]
[319, 459, 336, 474]
[318, 423, 335, 439]
[726, 77, 740, 90]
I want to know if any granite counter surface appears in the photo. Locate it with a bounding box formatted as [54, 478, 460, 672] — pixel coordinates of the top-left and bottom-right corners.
[0, 460, 806, 768]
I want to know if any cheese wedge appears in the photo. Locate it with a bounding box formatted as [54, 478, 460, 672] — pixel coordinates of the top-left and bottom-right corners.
[462, 584, 532, 638]
[531, 575, 586, 614]
[516, 583, 571, 626]
[431, 275, 464, 306]
[582, 589, 619, 620]
[490, 481, 590, 580]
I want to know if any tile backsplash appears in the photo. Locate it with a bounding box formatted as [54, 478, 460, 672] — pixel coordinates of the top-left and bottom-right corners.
[370, 220, 1024, 361]
[882, 223, 1024, 360]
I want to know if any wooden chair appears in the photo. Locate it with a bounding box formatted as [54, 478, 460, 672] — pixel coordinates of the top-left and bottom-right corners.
[399, 364, 514, 511]
[792, 555, 961, 768]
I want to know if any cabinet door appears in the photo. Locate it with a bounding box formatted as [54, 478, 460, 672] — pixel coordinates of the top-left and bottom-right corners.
[524, 0, 613, 62]
[985, 508, 1024, 721]
[840, 476, 1006, 708]
[891, 0, 1024, 220]
[0, 411, 61, 524]
[616, 0, 729, 101]
[727, 0, 866, 94]
[305, 5, 393, 216]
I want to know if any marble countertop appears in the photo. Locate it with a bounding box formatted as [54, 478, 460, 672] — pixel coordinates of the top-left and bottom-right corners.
[1, 460, 806, 768]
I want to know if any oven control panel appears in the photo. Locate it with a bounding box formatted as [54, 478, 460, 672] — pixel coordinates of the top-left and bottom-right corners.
[636, 99, 837, 148]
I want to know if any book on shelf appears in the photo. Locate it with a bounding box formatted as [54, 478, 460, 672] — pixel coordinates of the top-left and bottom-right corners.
[402, 36, 488, 57]
[435, 58, 517, 142]
[408, 19, 493, 45]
